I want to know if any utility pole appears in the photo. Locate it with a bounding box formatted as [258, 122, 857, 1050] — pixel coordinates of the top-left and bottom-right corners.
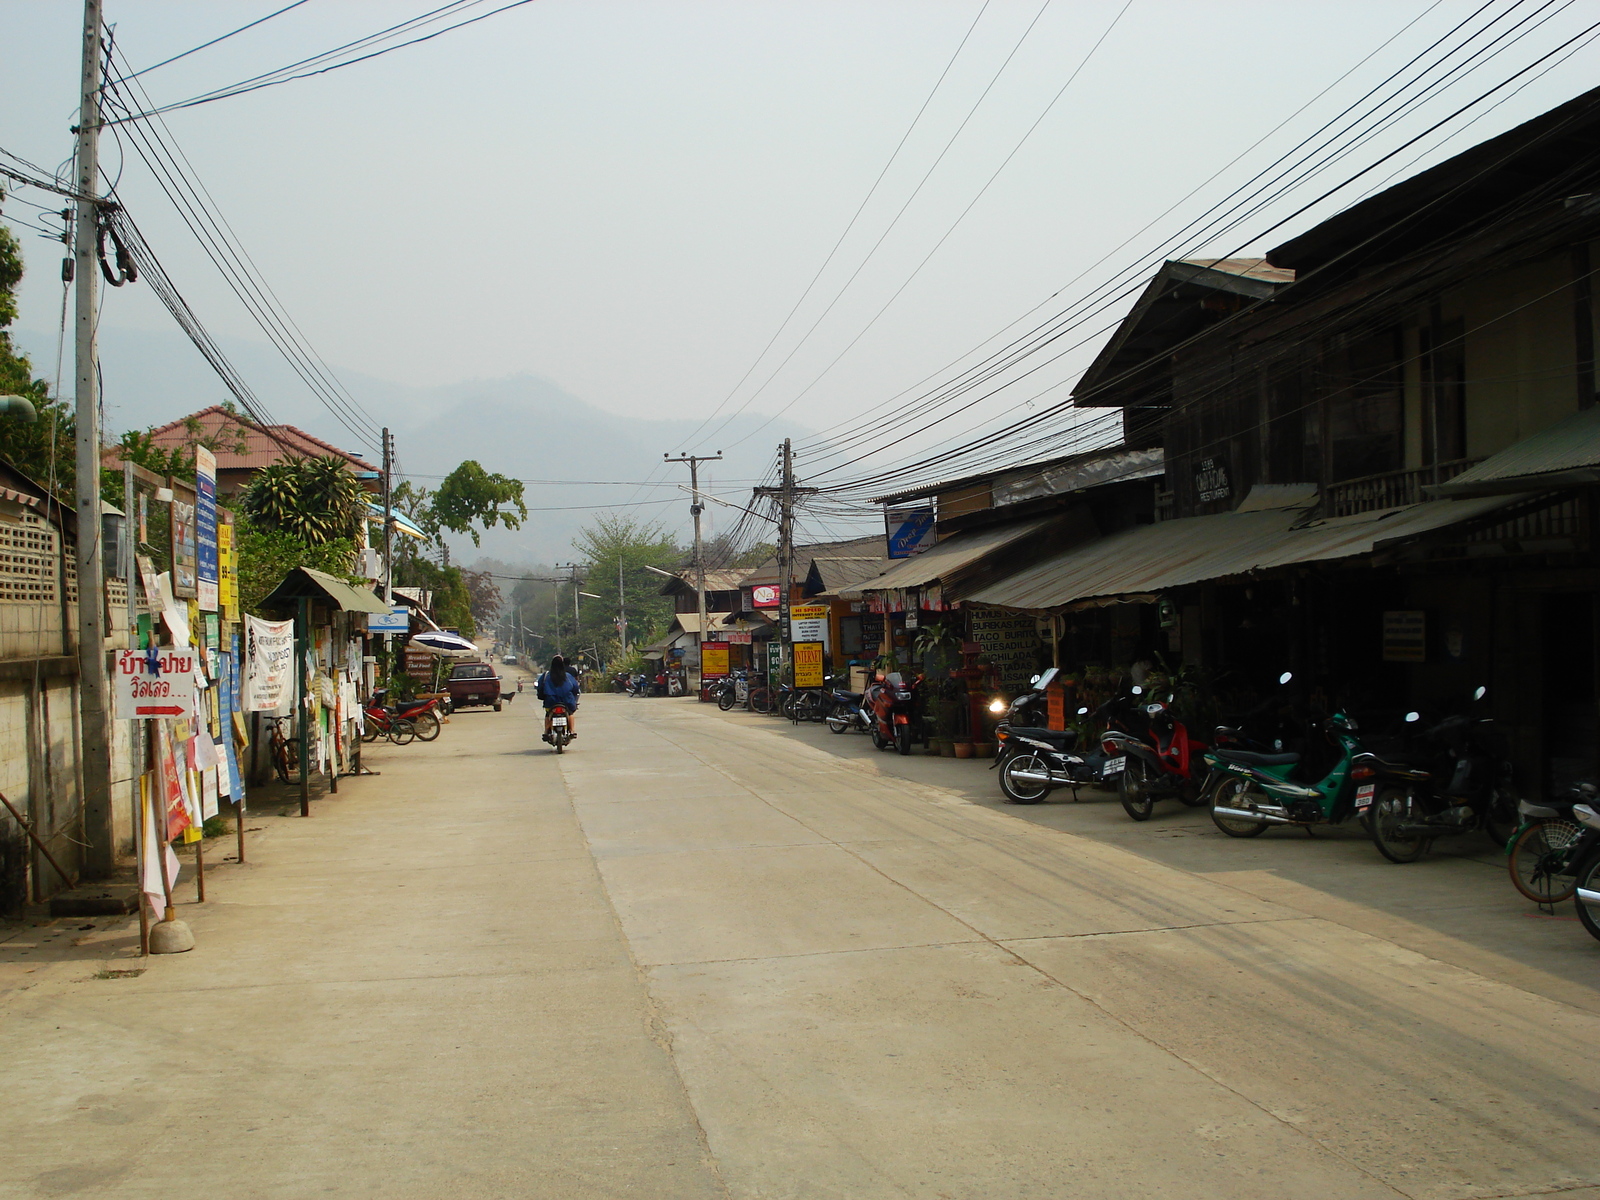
[74, 0, 114, 878]
[381, 428, 394, 607]
[617, 557, 627, 654]
[665, 451, 721, 687]
[753, 439, 816, 688]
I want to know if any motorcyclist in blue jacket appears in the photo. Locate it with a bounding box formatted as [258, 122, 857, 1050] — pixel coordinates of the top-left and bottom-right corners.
[537, 654, 581, 743]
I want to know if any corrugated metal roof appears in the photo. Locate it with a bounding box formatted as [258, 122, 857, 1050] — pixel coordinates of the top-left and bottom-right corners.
[1437, 405, 1600, 496]
[964, 496, 1517, 611]
[810, 555, 891, 595]
[670, 611, 733, 635]
[841, 515, 1059, 596]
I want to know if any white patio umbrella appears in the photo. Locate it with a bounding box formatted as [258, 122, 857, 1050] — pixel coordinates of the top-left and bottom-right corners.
[409, 630, 479, 659]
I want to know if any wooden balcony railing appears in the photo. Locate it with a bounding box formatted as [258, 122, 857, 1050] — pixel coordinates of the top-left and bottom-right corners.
[1323, 458, 1482, 517]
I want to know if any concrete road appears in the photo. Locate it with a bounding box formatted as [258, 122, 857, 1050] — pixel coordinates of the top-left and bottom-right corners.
[1, 692, 1596, 1199]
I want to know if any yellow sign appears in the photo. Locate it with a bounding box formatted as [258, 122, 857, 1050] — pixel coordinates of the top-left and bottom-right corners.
[218, 523, 239, 622]
[701, 642, 730, 677]
[793, 640, 825, 689]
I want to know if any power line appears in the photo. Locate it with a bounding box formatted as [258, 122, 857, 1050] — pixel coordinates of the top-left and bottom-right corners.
[122, 1, 313, 80]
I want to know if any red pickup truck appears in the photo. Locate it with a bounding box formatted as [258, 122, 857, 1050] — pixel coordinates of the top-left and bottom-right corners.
[446, 661, 504, 712]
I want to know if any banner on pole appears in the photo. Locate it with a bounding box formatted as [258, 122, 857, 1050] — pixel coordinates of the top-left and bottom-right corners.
[196, 446, 218, 611]
[243, 615, 295, 711]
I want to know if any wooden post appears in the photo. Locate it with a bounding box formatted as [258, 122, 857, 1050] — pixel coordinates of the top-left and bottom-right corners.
[136, 775, 150, 957]
[192, 773, 205, 903]
[297, 596, 311, 817]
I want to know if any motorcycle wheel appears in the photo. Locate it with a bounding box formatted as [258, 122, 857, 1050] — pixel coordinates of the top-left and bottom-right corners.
[717, 690, 736, 712]
[1481, 786, 1519, 849]
[411, 711, 441, 742]
[1508, 819, 1581, 904]
[1211, 777, 1269, 838]
[1369, 786, 1429, 863]
[895, 724, 912, 756]
[870, 726, 888, 751]
[1118, 758, 1156, 821]
[1574, 852, 1600, 943]
[555, 733, 566, 755]
[388, 718, 417, 746]
[1000, 753, 1050, 804]
[1177, 771, 1211, 807]
[826, 713, 850, 735]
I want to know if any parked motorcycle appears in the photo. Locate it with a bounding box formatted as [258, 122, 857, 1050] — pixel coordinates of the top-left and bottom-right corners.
[823, 683, 873, 735]
[865, 672, 924, 755]
[1099, 686, 1210, 821]
[991, 670, 1104, 804]
[1371, 686, 1520, 858]
[1507, 780, 1600, 903]
[1567, 801, 1600, 943]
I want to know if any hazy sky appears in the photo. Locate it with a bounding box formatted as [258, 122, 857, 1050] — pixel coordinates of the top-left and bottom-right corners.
[3, 0, 1598, 514]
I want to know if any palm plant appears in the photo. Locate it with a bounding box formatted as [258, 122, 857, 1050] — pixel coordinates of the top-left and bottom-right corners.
[238, 455, 367, 545]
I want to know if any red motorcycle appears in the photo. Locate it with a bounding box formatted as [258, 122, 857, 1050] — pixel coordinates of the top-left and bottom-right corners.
[1099, 686, 1209, 821]
[864, 672, 924, 756]
[364, 692, 443, 743]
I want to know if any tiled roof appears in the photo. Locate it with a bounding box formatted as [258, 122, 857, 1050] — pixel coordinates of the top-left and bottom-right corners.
[104, 406, 377, 473]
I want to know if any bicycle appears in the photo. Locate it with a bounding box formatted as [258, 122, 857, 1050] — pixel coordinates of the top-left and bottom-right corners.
[266, 715, 300, 784]
[360, 705, 418, 746]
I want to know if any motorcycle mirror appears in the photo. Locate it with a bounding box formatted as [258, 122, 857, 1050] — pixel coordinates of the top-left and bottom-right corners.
[1130, 685, 1143, 696]
[1473, 685, 1487, 701]
[1029, 674, 1041, 686]
[1077, 706, 1089, 715]
[1405, 711, 1420, 723]
[1278, 671, 1293, 685]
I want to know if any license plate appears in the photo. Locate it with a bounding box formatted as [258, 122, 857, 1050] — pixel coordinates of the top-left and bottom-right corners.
[1103, 756, 1125, 777]
[552, 717, 568, 728]
[1355, 783, 1376, 810]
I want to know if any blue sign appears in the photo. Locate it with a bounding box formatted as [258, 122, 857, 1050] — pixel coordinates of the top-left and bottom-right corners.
[885, 507, 935, 559]
[367, 606, 411, 634]
[196, 445, 218, 610]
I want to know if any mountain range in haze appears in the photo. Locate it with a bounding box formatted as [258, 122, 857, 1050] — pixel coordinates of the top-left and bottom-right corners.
[14, 325, 818, 564]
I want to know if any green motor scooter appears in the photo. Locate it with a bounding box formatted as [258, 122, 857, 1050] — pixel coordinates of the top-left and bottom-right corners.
[1206, 683, 1430, 839]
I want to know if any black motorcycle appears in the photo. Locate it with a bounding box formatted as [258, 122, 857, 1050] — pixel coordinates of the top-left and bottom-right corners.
[992, 670, 1107, 805]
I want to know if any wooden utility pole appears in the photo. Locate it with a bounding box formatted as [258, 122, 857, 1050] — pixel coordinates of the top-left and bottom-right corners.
[74, 0, 115, 877]
[753, 439, 815, 688]
[665, 452, 721, 684]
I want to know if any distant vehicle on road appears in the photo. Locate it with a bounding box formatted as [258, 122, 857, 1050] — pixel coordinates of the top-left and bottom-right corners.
[502, 654, 517, 665]
[447, 661, 504, 712]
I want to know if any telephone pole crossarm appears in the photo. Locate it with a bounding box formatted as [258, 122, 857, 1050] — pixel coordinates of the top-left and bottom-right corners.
[664, 452, 723, 690]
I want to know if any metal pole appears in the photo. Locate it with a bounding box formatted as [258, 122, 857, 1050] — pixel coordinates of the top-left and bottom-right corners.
[296, 596, 310, 817]
[618, 558, 627, 655]
[665, 453, 721, 688]
[74, 0, 115, 878]
[779, 438, 793, 687]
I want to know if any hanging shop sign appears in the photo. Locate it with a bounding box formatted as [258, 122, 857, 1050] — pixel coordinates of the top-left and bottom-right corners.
[701, 642, 730, 677]
[793, 641, 825, 689]
[195, 446, 218, 611]
[218, 522, 239, 621]
[113, 647, 198, 719]
[751, 584, 781, 609]
[885, 507, 936, 559]
[242, 615, 295, 711]
[766, 638, 783, 679]
[789, 603, 830, 646]
[1382, 610, 1427, 663]
[367, 606, 411, 634]
[719, 630, 753, 644]
[1193, 457, 1231, 504]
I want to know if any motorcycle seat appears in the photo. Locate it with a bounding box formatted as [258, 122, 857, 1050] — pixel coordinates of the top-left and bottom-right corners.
[1214, 748, 1299, 766]
[1009, 726, 1079, 749]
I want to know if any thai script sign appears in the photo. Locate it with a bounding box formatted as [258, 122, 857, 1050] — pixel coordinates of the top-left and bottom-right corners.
[114, 647, 198, 719]
[243, 615, 295, 711]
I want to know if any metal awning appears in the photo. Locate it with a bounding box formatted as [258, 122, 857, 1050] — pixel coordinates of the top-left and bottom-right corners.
[670, 611, 733, 635]
[841, 515, 1061, 597]
[365, 502, 430, 540]
[964, 495, 1517, 612]
[1436, 406, 1600, 496]
[261, 566, 393, 615]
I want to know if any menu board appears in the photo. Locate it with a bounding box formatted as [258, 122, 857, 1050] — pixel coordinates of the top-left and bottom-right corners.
[969, 608, 1044, 692]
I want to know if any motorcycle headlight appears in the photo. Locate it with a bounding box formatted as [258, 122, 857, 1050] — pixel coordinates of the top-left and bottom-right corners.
[988, 699, 1006, 714]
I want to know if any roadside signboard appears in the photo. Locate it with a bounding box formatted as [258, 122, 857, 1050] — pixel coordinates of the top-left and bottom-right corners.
[793, 641, 825, 689]
[751, 584, 780, 608]
[701, 643, 729, 677]
[243, 615, 295, 711]
[886, 507, 935, 559]
[1382, 610, 1427, 662]
[218, 522, 239, 621]
[114, 647, 198, 719]
[196, 446, 218, 611]
[790, 603, 829, 646]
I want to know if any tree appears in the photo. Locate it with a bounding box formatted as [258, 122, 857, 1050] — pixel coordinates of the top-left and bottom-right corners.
[461, 568, 502, 628]
[0, 206, 73, 490]
[236, 528, 359, 617]
[567, 513, 683, 656]
[431, 461, 527, 547]
[237, 455, 368, 545]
